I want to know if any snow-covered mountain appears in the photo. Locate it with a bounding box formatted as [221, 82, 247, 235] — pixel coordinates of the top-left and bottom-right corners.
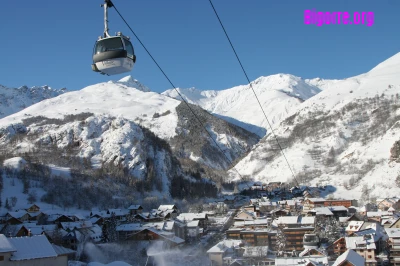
[162, 74, 321, 137]
[228, 52, 400, 203]
[0, 84, 66, 119]
[0, 76, 259, 203]
[2, 52, 400, 206]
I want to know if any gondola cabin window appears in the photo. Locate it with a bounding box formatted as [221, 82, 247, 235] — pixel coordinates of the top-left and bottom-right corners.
[95, 38, 124, 54]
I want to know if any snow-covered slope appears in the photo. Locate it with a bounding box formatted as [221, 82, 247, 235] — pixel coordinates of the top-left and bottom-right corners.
[0, 76, 259, 200]
[162, 74, 321, 137]
[0, 77, 180, 140]
[0, 84, 66, 119]
[229, 52, 400, 202]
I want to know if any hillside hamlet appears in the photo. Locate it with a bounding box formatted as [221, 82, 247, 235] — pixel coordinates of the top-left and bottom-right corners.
[0, 181, 399, 265]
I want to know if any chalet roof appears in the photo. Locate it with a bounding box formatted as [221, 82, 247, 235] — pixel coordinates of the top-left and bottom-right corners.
[299, 248, 326, 257]
[7, 211, 29, 219]
[134, 228, 184, 244]
[329, 206, 348, 212]
[234, 218, 272, 227]
[0, 234, 17, 253]
[8, 235, 57, 261]
[275, 257, 329, 266]
[275, 216, 315, 226]
[176, 213, 207, 222]
[332, 249, 365, 266]
[187, 220, 200, 228]
[299, 216, 315, 225]
[234, 210, 256, 220]
[385, 227, 400, 238]
[367, 211, 392, 217]
[60, 221, 93, 231]
[207, 239, 243, 254]
[164, 221, 174, 231]
[259, 201, 279, 207]
[158, 205, 176, 212]
[346, 221, 364, 232]
[1, 224, 25, 237]
[345, 236, 376, 250]
[310, 207, 333, 216]
[22, 223, 57, 235]
[116, 222, 165, 232]
[52, 244, 75, 256]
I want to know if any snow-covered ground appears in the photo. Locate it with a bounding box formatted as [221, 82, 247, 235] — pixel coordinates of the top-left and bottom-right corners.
[229, 52, 400, 201]
[0, 77, 180, 140]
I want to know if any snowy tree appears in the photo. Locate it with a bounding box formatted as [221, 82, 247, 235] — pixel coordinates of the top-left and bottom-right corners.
[10, 197, 17, 208]
[275, 227, 287, 257]
[5, 198, 11, 210]
[101, 222, 110, 243]
[106, 212, 118, 242]
[27, 191, 37, 204]
[23, 177, 30, 194]
[314, 215, 342, 244]
[325, 216, 343, 243]
[51, 227, 63, 245]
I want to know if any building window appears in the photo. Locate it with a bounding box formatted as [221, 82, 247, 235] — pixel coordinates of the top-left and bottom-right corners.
[0, 256, 3, 261]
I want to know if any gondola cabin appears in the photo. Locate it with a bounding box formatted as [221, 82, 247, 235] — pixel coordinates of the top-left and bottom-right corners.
[91, 32, 136, 76]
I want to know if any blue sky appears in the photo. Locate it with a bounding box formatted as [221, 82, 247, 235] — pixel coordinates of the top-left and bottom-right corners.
[1, 0, 399, 93]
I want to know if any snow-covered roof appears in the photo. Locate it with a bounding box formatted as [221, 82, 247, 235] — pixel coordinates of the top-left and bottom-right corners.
[207, 239, 243, 254]
[61, 221, 93, 231]
[346, 221, 364, 232]
[329, 206, 348, 211]
[311, 207, 333, 216]
[345, 236, 376, 250]
[385, 228, 400, 238]
[187, 220, 200, 227]
[116, 222, 165, 232]
[7, 211, 28, 219]
[176, 213, 207, 222]
[299, 248, 326, 257]
[275, 216, 298, 225]
[259, 201, 278, 207]
[332, 249, 365, 266]
[275, 257, 328, 266]
[0, 234, 17, 253]
[8, 235, 57, 260]
[299, 216, 315, 225]
[234, 218, 272, 227]
[52, 244, 75, 256]
[158, 205, 176, 212]
[367, 211, 392, 217]
[23, 223, 57, 235]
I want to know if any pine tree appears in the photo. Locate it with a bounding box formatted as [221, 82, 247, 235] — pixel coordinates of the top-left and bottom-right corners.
[101, 222, 110, 243]
[106, 212, 118, 242]
[5, 198, 10, 210]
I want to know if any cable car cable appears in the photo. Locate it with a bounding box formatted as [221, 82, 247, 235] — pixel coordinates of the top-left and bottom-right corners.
[208, 0, 300, 187]
[109, 0, 251, 189]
